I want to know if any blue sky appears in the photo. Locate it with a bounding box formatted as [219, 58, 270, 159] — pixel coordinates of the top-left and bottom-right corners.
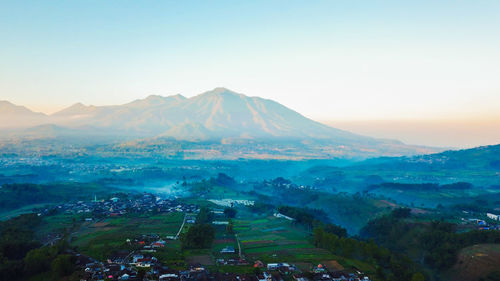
[1, 1, 499, 127]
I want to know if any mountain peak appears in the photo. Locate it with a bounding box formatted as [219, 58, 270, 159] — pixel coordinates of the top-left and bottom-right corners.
[200, 87, 243, 98]
[144, 94, 187, 100]
[0, 100, 14, 106]
[144, 94, 165, 101]
[0, 100, 17, 111]
[61, 102, 96, 111]
[212, 87, 233, 93]
[70, 102, 87, 108]
[0, 100, 44, 115]
[170, 94, 187, 100]
[52, 102, 95, 116]
[127, 94, 187, 108]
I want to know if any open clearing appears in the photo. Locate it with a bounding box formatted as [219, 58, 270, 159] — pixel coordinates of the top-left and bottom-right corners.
[445, 244, 500, 281]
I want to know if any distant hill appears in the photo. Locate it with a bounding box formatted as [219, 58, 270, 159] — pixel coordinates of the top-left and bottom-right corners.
[0, 88, 441, 158]
[357, 144, 500, 171]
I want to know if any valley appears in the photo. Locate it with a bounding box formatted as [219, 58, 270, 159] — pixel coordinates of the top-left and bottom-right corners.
[1, 91, 499, 281]
[1, 143, 499, 280]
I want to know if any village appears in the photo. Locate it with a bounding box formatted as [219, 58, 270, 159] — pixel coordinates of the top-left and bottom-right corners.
[29, 191, 374, 281]
[75, 246, 373, 281]
[34, 193, 198, 221]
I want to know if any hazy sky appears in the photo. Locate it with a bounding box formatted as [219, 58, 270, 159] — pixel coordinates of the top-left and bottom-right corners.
[1, 1, 499, 147]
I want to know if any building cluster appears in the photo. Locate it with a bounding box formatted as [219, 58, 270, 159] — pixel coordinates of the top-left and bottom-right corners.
[208, 199, 255, 207]
[461, 212, 500, 230]
[76, 253, 372, 281]
[34, 193, 198, 219]
[260, 179, 315, 191]
[486, 212, 499, 221]
[125, 234, 169, 252]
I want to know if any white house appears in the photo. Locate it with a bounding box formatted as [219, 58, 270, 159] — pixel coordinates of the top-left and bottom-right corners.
[487, 213, 499, 221]
[273, 213, 295, 221]
[267, 263, 278, 270]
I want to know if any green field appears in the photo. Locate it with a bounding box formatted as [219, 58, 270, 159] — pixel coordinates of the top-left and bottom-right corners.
[70, 212, 185, 260]
[42, 200, 380, 275]
[0, 203, 53, 221]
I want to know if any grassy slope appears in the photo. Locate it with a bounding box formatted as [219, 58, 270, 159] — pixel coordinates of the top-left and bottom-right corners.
[443, 244, 500, 281]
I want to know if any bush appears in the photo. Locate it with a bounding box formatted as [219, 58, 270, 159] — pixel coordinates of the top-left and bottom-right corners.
[180, 224, 215, 249]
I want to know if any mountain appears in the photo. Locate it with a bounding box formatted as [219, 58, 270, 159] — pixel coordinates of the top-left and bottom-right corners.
[0, 88, 442, 158]
[45, 88, 386, 141]
[0, 101, 47, 128]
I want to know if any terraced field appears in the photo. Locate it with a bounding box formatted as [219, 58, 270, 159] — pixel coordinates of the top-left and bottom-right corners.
[236, 216, 311, 254]
[233, 215, 377, 274]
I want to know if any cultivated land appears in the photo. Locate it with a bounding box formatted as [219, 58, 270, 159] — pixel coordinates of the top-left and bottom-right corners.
[61, 193, 381, 275]
[0, 144, 499, 280]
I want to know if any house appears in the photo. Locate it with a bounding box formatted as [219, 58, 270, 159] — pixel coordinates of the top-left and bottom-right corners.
[267, 263, 278, 270]
[313, 264, 326, 273]
[153, 240, 166, 248]
[487, 213, 499, 221]
[152, 242, 165, 248]
[132, 254, 144, 263]
[313, 273, 332, 280]
[220, 246, 235, 253]
[212, 209, 225, 215]
[331, 271, 349, 281]
[273, 213, 295, 221]
[160, 273, 179, 280]
[257, 271, 273, 281]
[136, 258, 154, 267]
[254, 260, 265, 268]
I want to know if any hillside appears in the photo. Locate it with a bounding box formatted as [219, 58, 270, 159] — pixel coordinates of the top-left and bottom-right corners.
[444, 244, 500, 281]
[357, 144, 500, 171]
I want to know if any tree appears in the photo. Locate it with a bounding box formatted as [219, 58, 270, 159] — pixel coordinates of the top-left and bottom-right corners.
[226, 220, 234, 234]
[224, 207, 237, 218]
[180, 224, 215, 249]
[411, 272, 425, 281]
[24, 246, 57, 275]
[196, 207, 214, 224]
[392, 208, 411, 219]
[212, 173, 236, 187]
[51, 254, 74, 277]
[324, 223, 347, 238]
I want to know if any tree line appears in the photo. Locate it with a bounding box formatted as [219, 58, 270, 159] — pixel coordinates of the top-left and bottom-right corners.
[0, 214, 77, 280]
[360, 208, 500, 272]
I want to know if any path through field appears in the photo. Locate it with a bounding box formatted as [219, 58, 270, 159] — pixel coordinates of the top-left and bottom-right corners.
[174, 213, 187, 240]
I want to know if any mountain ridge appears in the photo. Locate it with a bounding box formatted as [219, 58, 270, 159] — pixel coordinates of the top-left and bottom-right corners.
[42, 87, 366, 140]
[0, 88, 442, 157]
